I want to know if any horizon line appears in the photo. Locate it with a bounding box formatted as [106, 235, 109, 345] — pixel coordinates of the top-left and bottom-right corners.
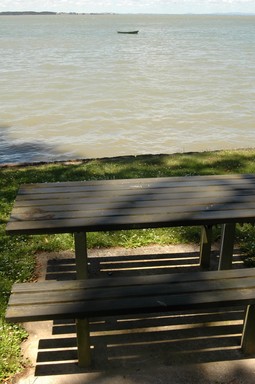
[1, 10, 255, 15]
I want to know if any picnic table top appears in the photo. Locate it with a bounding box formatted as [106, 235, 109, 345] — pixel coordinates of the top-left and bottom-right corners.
[5, 174, 255, 235]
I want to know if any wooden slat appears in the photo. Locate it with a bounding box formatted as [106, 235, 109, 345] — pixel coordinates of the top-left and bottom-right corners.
[6, 268, 255, 322]
[11, 191, 255, 213]
[10, 201, 255, 221]
[11, 268, 255, 292]
[11, 189, 255, 210]
[6, 291, 253, 322]
[6, 282, 255, 322]
[8, 276, 255, 307]
[17, 173, 255, 193]
[14, 178, 254, 207]
[6, 208, 255, 235]
[15, 183, 255, 201]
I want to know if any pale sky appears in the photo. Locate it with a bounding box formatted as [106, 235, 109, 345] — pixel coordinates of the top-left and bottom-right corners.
[0, 0, 255, 14]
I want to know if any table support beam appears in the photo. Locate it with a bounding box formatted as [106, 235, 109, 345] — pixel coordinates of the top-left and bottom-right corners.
[74, 232, 88, 279]
[200, 225, 213, 269]
[218, 223, 236, 270]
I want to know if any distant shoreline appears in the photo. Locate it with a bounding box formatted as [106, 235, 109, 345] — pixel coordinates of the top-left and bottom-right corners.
[1, 148, 255, 168]
[0, 11, 57, 15]
[0, 11, 254, 16]
[0, 11, 116, 16]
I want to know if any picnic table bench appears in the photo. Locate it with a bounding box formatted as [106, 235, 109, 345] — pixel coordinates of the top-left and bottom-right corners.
[6, 268, 255, 366]
[5, 174, 255, 367]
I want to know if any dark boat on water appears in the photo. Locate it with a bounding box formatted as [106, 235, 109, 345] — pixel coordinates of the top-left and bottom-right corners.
[117, 30, 139, 34]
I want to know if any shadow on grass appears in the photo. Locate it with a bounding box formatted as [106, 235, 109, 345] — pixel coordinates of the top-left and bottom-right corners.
[1, 148, 255, 199]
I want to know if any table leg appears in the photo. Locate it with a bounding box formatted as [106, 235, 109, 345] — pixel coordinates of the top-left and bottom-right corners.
[76, 318, 91, 367]
[74, 232, 91, 366]
[218, 223, 236, 270]
[74, 232, 88, 279]
[241, 305, 255, 355]
[200, 225, 212, 269]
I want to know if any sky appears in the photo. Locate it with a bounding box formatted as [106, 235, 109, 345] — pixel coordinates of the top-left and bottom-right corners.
[0, 0, 255, 14]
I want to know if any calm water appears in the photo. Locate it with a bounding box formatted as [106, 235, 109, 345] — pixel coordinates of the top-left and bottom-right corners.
[0, 14, 255, 164]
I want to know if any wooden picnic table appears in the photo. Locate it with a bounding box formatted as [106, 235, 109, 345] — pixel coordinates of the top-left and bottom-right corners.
[6, 175, 255, 367]
[6, 174, 255, 275]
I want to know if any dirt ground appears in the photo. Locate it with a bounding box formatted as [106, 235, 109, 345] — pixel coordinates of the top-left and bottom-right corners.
[13, 244, 255, 384]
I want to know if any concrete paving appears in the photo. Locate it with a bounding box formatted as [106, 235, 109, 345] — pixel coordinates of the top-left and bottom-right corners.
[13, 245, 255, 384]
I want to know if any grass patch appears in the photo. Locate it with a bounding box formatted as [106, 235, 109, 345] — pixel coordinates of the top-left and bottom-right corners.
[0, 322, 28, 383]
[1, 148, 255, 381]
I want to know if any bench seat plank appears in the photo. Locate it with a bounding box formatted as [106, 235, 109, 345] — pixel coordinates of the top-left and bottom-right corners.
[6, 268, 255, 323]
[11, 267, 255, 290]
[8, 271, 255, 305]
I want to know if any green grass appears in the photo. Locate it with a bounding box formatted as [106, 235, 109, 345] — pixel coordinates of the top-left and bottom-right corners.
[1, 148, 255, 382]
[0, 322, 28, 383]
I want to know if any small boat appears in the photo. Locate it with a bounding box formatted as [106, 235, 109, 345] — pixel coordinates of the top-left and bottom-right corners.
[117, 30, 139, 34]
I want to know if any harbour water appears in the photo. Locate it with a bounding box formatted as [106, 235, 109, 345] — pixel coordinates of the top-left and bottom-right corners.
[0, 14, 255, 164]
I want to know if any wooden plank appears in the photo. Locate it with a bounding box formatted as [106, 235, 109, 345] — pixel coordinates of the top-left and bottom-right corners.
[8, 275, 255, 308]
[8, 197, 255, 213]
[8, 185, 255, 210]
[11, 268, 255, 293]
[15, 183, 255, 202]
[7, 269, 255, 322]
[9, 201, 255, 223]
[17, 174, 255, 193]
[5, 284, 255, 323]
[12, 188, 255, 209]
[11, 193, 255, 215]
[6, 207, 255, 235]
